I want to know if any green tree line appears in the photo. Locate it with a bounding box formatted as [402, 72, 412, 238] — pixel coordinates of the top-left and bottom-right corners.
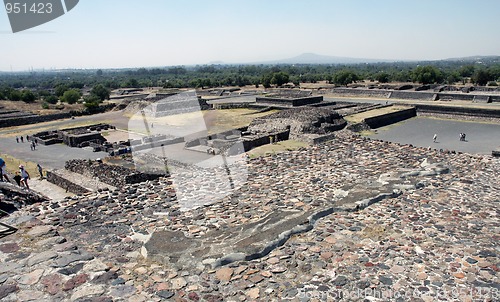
[1, 58, 499, 102]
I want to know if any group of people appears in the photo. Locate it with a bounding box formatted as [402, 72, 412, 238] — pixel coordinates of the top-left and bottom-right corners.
[459, 133, 467, 141]
[433, 132, 469, 143]
[15, 135, 38, 150]
[0, 157, 44, 190]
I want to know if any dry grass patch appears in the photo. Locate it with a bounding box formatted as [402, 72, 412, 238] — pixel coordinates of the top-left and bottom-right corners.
[247, 140, 309, 158]
[126, 109, 277, 135]
[0, 153, 39, 179]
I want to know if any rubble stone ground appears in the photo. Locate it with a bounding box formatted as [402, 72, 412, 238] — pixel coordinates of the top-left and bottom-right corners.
[0, 130, 498, 301]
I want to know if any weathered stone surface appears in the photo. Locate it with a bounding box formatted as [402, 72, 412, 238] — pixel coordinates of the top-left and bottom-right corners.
[52, 251, 94, 267]
[0, 128, 498, 301]
[41, 273, 64, 295]
[70, 284, 106, 301]
[63, 274, 88, 291]
[16, 289, 45, 301]
[108, 285, 136, 298]
[0, 284, 19, 299]
[91, 271, 118, 284]
[0, 243, 20, 253]
[27, 250, 58, 266]
[27, 225, 55, 237]
[157, 290, 174, 299]
[83, 259, 108, 273]
[215, 267, 233, 282]
[17, 269, 44, 285]
[0, 262, 21, 274]
[170, 277, 187, 289]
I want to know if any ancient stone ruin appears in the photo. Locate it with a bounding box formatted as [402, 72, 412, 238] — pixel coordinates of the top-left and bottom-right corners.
[33, 123, 114, 148]
[247, 107, 347, 141]
[141, 91, 210, 117]
[256, 89, 323, 107]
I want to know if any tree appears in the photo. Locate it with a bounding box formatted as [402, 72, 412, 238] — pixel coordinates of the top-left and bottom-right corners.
[446, 72, 461, 84]
[122, 78, 139, 88]
[411, 65, 444, 84]
[375, 72, 390, 83]
[271, 72, 290, 87]
[44, 95, 59, 104]
[96, 69, 103, 77]
[458, 65, 475, 77]
[90, 84, 110, 101]
[332, 70, 360, 86]
[83, 94, 101, 111]
[261, 73, 273, 88]
[471, 69, 492, 86]
[20, 90, 36, 103]
[9, 90, 22, 101]
[60, 89, 81, 104]
[55, 84, 69, 97]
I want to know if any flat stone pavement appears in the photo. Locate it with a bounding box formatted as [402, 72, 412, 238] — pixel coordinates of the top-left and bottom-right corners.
[0, 130, 498, 301]
[369, 116, 500, 155]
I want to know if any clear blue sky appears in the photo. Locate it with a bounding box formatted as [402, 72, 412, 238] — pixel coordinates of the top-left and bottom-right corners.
[1, 0, 499, 71]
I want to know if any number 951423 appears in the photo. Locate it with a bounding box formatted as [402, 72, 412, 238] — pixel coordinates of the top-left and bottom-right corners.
[5, 2, 53, 14]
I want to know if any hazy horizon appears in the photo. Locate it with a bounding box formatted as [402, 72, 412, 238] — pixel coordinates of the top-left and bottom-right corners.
[1, 0, 499, 71]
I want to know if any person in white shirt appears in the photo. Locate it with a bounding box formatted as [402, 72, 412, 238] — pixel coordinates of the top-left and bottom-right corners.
[19, 165, 30, 190]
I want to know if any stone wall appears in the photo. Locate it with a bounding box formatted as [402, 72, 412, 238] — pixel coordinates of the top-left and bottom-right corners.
[490, 95, 500, 102]
[64, 132, 106, 147]
[130, 137, 184, 152]
[328, 88, 391, 99]
[65, 159, 163, 187]
[213, 103, 251, 109]
[256, 96, 323, 107]
[327, 87, 500, 103]
[0, 104, 115, 128]
[436, 93, 475, 101]
[0, 112, 71, 128]
[389, 91, 435, 100]
[309, 133, 337, 145]
[364, 107, 417, 129]
[415, 104, 500, 118]
[46, 170, 90, 194]
[240, 130, 290, 153]
[185, 128, 246, 148]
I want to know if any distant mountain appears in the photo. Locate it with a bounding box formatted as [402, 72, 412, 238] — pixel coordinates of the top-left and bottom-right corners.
[254, 53, 393, 65]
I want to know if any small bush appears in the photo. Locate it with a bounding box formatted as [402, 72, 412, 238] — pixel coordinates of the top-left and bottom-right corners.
[41, 101, 49, 109]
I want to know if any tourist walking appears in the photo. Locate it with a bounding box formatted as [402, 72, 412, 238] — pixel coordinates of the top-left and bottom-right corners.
[15, 136, 19, 143]
[19, 165, 30, 190]
[433, 133, 437, 143]
[37, 163, 43, 179]
[20, 136, 24, 143]
[31, 140, 36, 151]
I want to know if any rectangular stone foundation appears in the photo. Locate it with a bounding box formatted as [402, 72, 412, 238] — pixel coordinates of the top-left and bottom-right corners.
[256, 96, 323, 107]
